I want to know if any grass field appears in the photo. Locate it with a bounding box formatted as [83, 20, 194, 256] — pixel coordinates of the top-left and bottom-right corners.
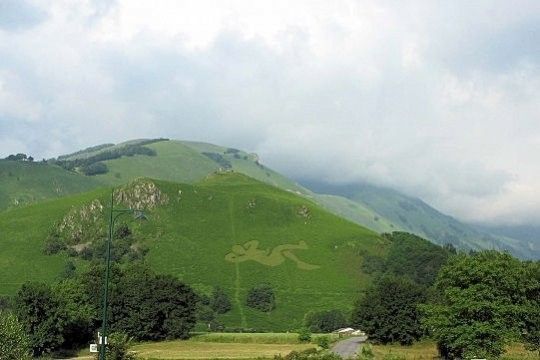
[190, 332, 339, 344]
[0, 173, 386, 330]
[73, 336, 540, 360]
[131, 341, 315, 359]
[371, 341, 540, 360]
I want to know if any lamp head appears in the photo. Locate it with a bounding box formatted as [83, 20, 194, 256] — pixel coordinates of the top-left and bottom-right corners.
[133, 210, 148, 221]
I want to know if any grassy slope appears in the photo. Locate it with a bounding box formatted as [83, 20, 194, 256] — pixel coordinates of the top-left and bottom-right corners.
[0, 189, 104, 295]
[0, 173, 386, 331]
[0, 160, 102, 211]
[91, 140, 220, 185]
[302, 180, 534, 258]
[2, 138, 529, 258]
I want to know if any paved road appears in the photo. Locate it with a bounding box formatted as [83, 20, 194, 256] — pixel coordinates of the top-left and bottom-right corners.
[331, 336, 368, 358]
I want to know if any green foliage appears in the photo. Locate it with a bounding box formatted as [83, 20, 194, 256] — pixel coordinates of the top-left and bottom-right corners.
[0, 172, 384, 331]
[315, 335, 330, 349]
[304, 309, 347, 333]
[298, 328, 312, 343]
[357, 344, 374, 360]
[521, 260, 540, 354]
[14, 282, 67, 356]
[211, 286, 232, 314]
[82, 161, 109, 175]
[0, 311, 32, 360]
[53, 278, 95, 349]
[4, 153, 29, 161]
[421, 251, 537, 359]
[97, 332, 139, 360]
[83, 263, 198, 341]
[59, 260, 77, 280]
[54, 144, 157, 173]
[351, 276, 426, 345]
[372, 232, 451, 286]
[246, 283, 276, 312]
[275, 348, 342, 360]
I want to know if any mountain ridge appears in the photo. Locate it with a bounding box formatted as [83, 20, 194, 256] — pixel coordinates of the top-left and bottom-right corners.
[1, 138, 536, 259]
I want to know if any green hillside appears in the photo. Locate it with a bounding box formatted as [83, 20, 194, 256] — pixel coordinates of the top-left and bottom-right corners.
[0, 160, 102, 211]
[302, 180, 536, 259]
[0, 173, 386, 330]
[2, 138, 533, 259]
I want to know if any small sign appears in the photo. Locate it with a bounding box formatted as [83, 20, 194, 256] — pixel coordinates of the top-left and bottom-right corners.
[97, 332, 108, 345]
[90, 344, 98, 353]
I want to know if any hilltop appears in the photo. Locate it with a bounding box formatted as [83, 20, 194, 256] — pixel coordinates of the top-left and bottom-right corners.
[0, 173, 385, 330]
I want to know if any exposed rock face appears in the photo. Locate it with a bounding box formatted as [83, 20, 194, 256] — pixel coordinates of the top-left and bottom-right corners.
[57, 199, 105, 245]
[114, 179, 169, 210]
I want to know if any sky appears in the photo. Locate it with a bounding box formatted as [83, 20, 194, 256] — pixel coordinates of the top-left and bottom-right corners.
[0, 0, 539, 226]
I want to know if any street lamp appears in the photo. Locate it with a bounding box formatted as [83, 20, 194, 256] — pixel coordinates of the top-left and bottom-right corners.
[99, 189, 146, 360]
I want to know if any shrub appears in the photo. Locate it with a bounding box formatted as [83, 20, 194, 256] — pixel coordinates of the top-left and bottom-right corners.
[210, 286, 232, 314]
[43, 234, 66, 255]
[304, 309, 347, 333]
[96, 332, 138, 360]
[82, 162, 108, 175]
[246, 283, 275, 312]
[298, 328, 312, 343]
[316, 336, 330, 349]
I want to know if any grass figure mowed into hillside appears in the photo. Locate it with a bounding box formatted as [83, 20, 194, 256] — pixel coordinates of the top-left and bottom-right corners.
[225, 240, 320, 270]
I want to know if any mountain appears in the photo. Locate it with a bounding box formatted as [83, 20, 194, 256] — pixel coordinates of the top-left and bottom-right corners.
[300, 180, 537, 259]
[0, 173, 385, 330]
[1, 138, 535, 258]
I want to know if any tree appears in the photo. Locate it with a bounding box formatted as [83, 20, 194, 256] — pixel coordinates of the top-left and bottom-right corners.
[246, 283, 276, 312]
[14, 282, 67, 356]
[351, 276, 426, 345]
[521, 260, 540, 355]
[304, 309, 347, 333]
[93, 263, 198, 341]
[53, 279, 96, 349]
[421, 251, 533, 359]
[382, 232, 451, 286]
[210, 286, 232, 314]
[0, 311, 32, 360]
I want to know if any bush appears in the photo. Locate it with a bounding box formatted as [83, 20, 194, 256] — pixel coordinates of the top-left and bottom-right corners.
[304, 309, 347, 333]
[316, 336, 330, 349]
[246, 283, 275, 312]
[96, 332, 138, 360]
[43, 234, 66, 255]
[298, 328, 312, 343]
[210, 286, 232, 314]
[82, 162, 108, 175]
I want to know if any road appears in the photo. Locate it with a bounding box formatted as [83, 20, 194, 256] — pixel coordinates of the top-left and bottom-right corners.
[331, 336, 368, 358]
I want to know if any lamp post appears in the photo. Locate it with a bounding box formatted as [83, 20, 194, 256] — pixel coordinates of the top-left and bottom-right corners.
[99, 189, 146, 360]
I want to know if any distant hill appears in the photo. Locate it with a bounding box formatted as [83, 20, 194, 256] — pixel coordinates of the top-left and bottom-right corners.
[0, 138, 535, 259]
[0, 173, 385, 330]
[300, 180, 537, 259]
[0, 160, 101, 210]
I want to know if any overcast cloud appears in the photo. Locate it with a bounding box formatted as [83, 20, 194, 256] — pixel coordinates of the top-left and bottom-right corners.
[0, 0, 539, 225]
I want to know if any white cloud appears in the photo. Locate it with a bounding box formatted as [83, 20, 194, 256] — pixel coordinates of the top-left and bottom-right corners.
[0, 0, 539, 225]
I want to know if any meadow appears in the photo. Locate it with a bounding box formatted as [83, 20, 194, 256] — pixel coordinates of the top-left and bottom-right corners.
[0, 173, 386, 330]
[72, 334, 540, 360]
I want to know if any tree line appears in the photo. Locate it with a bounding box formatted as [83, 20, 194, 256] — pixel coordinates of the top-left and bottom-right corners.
[351, 232, 540, 359]
[1, 231, 538, 359]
